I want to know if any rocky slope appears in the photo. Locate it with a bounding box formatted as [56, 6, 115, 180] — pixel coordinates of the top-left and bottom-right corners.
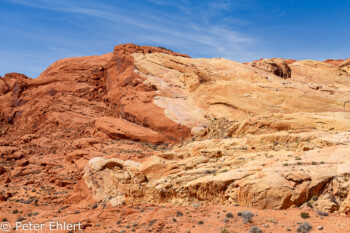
[1, 44, 350, 232]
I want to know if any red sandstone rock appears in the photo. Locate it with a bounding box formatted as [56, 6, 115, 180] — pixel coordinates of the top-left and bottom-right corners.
[1, 44, 350, 232]
[323, 59, 346, 66]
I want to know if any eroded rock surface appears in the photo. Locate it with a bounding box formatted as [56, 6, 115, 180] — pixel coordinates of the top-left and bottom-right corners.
[248, 58, 292, 79]
[1, 44, 350, 232]
[78, 46, 350, 215]
[85, 115, 350, 214]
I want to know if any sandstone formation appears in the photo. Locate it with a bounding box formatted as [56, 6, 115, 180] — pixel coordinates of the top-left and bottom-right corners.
[85, 115, 350, 214]
[323, 59, 346, 66]
[248, 58, 292, 79]
[338, 58, 350, 73]
[338, 58, 350, 68]
[1, 44, 350, 232]
[82, 50, 350, 214]
[0, 44, 191, 144]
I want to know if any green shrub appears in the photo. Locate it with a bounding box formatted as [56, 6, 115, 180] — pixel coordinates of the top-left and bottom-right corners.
[300, 212, 310, 219]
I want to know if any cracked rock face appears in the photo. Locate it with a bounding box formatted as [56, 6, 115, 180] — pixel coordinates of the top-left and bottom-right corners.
[85, 127, 350, 213]
[83, 157, 144, 207]
[2, 44, 350, 231]
[78, 46, 350, 215]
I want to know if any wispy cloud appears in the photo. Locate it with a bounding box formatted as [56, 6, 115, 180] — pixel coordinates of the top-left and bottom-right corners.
[1, 0, 261, 77]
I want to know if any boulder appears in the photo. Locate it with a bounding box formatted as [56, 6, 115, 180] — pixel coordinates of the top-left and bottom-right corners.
[83, 157, 141, 206]
[88, 157, 124, 171]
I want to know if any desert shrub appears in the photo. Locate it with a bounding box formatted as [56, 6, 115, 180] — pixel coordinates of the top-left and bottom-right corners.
[250, 226, 262, 233]
[176, 211, 183, 217]
[237, 211, 253, 223]
[297, 222, 312, 232]
[300, 212, 310, 219]
[306, 202, 313, 208]
[157, 46, 174, 53]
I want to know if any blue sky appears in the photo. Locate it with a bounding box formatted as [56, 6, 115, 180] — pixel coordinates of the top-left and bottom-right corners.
[0, 0, 349, 78]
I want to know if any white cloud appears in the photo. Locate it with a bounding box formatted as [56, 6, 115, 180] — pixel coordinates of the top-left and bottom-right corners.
[2, 0, 263, 77]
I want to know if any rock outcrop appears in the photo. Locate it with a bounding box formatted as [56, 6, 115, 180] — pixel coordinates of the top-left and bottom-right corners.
[248, 58, 292, 79]
[0, 44, 192, 143]
[323, 59, 346, 66]
[84, 114, 350, 214]
[1, 44, 350, 233]
[69, 45, 350, 215]
[338, 58, 350, 73]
